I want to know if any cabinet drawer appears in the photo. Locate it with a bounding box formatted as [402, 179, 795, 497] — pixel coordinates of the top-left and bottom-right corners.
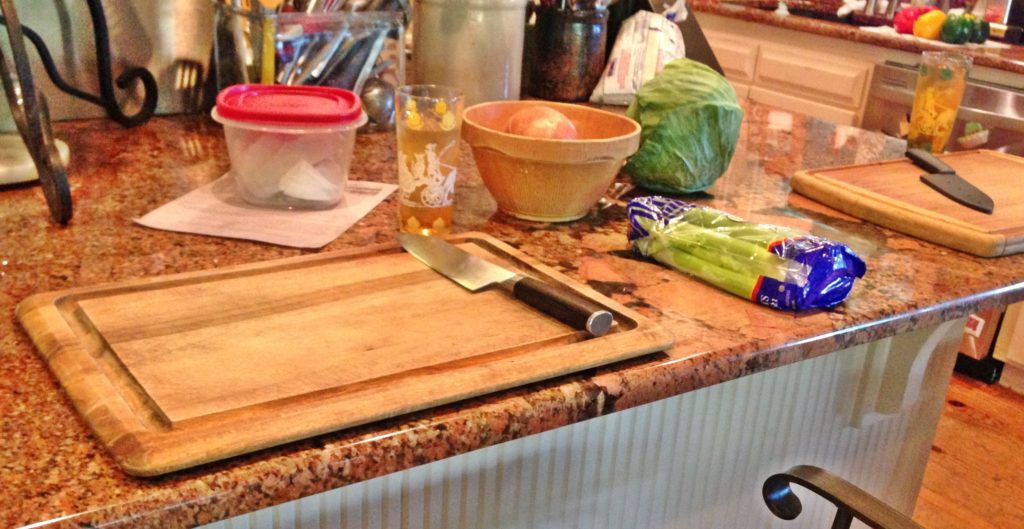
[754, 44, 871, 109]
[748, 86, 857, 125]
[703, 29, 758, 85]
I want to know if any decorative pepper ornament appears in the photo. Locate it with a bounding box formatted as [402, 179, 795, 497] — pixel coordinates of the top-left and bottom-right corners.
[970, 18, 991, 43]
[913, 10, 948, 40]
[940, 14, 975, 44]
[894, 6, 936, 35]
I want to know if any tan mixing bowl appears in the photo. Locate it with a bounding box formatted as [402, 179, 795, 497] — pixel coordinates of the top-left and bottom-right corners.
[462, 101, 641, 222]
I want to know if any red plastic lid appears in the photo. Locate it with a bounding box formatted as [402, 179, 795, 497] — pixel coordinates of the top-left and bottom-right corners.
[215, 84, 363, 126]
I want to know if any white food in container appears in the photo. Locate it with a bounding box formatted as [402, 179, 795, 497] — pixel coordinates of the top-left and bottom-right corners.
[279, 160, 340, 202]
[212, 85, 367, 210]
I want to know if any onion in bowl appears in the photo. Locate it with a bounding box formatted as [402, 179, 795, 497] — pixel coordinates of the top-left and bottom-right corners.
[505, 106, 579, 140]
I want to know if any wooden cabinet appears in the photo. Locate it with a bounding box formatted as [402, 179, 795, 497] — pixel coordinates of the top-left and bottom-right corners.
[995, 302, 1024, 366]
[747, 86, 858, 125]
[702, 22, 873, 125]
[698, 9, 1023, 126]
[754, 43, 871, 109]
[702, 29, 758, 99]
[994, 302, 1024, 393]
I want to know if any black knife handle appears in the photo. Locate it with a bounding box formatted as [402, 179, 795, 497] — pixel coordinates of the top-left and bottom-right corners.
[512, 277, 614, 336]
[907, 148, 955, 174]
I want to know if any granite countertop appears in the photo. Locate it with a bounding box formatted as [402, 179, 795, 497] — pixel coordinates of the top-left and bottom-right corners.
[4, 103, 1024, 528]
[692, 1, 1024, 74]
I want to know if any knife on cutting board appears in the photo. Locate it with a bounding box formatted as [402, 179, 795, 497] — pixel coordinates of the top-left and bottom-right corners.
[397, 234, 614, 336]
[907, 148, 995, 214]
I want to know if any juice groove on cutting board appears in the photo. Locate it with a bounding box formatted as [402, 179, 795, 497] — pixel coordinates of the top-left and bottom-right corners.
[16, 233, 673, 476]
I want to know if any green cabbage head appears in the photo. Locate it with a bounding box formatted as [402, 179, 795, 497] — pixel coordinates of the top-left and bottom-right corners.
[625, 58, 743, 194]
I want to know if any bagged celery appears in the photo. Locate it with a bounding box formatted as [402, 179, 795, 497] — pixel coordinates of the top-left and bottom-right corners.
[627, 196, 866, 311]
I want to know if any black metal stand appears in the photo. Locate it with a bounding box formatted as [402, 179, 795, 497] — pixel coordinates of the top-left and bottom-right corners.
[0, 0, 158, 128]
[0, 0, 72, 224]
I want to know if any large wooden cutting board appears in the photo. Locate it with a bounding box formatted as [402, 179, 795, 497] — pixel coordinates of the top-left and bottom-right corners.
[17, 233, 672, 476]
[791, 150, 1024, 257]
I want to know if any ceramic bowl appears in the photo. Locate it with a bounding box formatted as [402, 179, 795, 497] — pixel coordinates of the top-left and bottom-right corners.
[461, 101, 641, 222]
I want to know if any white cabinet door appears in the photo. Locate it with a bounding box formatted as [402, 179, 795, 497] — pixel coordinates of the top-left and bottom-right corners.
[995, 302, 1024, 366]
[702, 21, 874, 124]
[748, 86, 858, 126]
[702, 29, 759, 86]
[754, 43, 872, 110]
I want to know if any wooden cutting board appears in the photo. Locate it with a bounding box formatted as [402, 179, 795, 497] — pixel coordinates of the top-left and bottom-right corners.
[791, 150, 1024, 257]
[17, 233, 673, 476]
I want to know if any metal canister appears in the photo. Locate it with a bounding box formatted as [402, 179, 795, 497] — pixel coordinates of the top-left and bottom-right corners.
[529, 7, 608, 102]
[413, 0, 530, 107]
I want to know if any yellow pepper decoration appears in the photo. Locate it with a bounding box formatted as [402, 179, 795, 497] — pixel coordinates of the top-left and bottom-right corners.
[913, 10, 947, 40]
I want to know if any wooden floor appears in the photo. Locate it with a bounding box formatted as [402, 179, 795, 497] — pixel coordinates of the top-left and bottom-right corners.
[913, 374, 1024, 529]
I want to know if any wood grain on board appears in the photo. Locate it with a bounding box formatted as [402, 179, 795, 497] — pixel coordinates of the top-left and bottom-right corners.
[791, 150, 1024, 257]
[17, 233, 673, 476]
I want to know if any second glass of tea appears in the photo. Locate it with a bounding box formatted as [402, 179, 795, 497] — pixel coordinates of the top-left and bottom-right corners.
[395, 85, 464, 236]
[907, 51, 972, 153]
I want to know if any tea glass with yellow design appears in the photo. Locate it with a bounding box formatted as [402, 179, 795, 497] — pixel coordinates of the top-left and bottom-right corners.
[395, 85, 464, 235]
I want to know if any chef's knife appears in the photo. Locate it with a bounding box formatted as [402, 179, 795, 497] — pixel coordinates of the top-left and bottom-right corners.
[397, 234, 614, 336]
[907, 148, 994, 214]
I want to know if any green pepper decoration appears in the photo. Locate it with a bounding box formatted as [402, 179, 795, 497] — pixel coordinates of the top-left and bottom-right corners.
[940, 14, 974, 44]
[971, 20, 991, 43]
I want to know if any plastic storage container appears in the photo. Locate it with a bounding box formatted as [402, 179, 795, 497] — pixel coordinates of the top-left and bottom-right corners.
[212, 84, 367, 210]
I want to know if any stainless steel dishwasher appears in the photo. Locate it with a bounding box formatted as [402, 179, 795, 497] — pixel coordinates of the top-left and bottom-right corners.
[862, 61, 1024, 155]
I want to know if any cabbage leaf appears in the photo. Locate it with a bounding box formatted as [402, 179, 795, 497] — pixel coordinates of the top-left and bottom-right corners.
[625, 59, 743, 194]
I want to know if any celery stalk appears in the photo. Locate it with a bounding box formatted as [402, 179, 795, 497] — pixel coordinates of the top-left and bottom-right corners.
[635, 212, 794, 297]
[647, 246, 758, 299]
[681, 208, 801, 246]
[680, 240, 787, 281]
[680, 207, 748, 229]
[661, 223, 780, 264]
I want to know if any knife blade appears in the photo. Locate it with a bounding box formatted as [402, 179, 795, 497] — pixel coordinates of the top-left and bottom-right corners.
[906, 148, 956, 174]
[906, 148, 994, 214]
[397, 234, 614, 336]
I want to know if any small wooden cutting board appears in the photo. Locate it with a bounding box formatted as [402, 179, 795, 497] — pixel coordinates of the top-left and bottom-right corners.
[791, 150, 1024, 257]
[17, 233, 673, 476]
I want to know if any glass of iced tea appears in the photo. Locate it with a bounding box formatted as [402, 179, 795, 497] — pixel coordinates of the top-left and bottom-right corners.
[395, 85, 464, 236]
[907, 52, 972, 153]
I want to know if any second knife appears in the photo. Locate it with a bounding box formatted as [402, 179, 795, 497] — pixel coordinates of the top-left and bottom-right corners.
[907, 148, 994, 215]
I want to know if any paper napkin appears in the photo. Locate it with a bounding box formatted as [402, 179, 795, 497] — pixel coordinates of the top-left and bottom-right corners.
[135, 174, 396, 249]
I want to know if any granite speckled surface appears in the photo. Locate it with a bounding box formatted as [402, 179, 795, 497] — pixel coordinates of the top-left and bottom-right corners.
[3, 102, 1024, 528]
[692, 1, 1024, 74]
